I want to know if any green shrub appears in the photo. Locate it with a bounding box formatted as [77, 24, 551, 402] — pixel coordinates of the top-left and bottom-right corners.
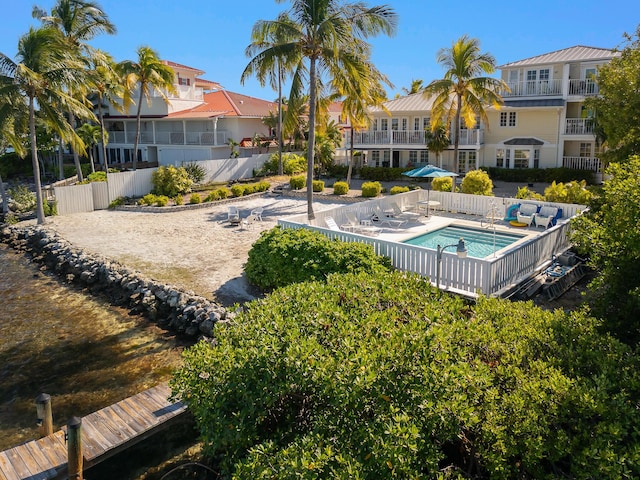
[216, 187, 230, 199]
[432, 176, 453, 192]
[260, 152, 307, 175]
[515, 186, 544, 201]
[290, 175, 306, 190]
[312, 180, 325, 192]
[85, 171, 107, 182]
[360, 166, 408, 182]
[63, 163, 91, 179]
[361, 181, 382, 197]
[244, 184, 255, 195]
[390, 186, 410, 195]
[152, 166, 193, 197]
[2, 212, 19, 224]
[173, 274, 640, 479]
[155, 195, 169, 207]
[333, 181, 349, 195]
[189, 193, 202, 204]
[7, 184, 36, 213]
[257, 181, 270, 192]
[544, 180, 593, 204]
[461, 169, 494, 195]
[483, 167, 596, 185]
[231, 184, 246, 197]
[0, 152, 32, 178]
[42, 200, 57, 216]
[108, 196, 126, 208]
[244, 226, 393, 289]
[182, 161, 206, 183]
[139, 193, 157, 206]
[174, 195, 184, 205]
[204, 190, 220, 202]
[325, 164, 349, 178]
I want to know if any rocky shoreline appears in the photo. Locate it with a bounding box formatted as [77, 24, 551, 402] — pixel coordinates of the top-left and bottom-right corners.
[0, 224, 232, 340]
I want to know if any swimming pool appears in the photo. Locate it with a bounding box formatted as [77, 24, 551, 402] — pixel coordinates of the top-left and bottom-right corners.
[403, 225, 526, 258]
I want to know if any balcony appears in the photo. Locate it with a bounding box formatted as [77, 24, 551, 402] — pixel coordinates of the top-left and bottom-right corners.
[562, 156, 602, 173]
[564, 118, 595, 136]
[351, 129, 483, 147]
[568, 79, 598, 96]
[502, 79, 563, 97]
[107, 130, 228, 146]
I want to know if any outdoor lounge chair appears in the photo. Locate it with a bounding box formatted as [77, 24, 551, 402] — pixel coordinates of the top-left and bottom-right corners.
[534, 206, 561, 229]
[326, 215, 380, 237]
[227, 206, 240, 225]
[325, 216, 342, 232]
[371, 205, 407, 228]
[342, 211, 382, 236]
[516, 203, 539, 226]
[390, 204, 422, 221]
[240, 214, 258, 230]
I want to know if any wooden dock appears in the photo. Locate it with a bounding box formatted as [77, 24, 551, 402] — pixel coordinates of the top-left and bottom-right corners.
[0, 383, 187, 480]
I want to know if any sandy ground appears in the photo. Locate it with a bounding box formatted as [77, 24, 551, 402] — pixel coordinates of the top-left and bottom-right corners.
[44, 195, 346, 306]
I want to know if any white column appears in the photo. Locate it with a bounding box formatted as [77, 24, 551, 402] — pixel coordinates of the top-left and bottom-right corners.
[182, 121, 186, 144]
[213, 117, 218, 146]
[562, 63, 570, 99]
[152, 120, 156, 144]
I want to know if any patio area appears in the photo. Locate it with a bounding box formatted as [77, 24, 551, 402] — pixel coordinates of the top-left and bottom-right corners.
[278, 189, 584, 298]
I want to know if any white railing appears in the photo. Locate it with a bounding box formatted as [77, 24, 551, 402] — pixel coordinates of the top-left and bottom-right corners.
[562, 156, 603, 173]
[568, 79, 599, 96]
[108, 130, 228, 146]
[279, 191, 584, 297]
[167, 85, 205, 101]
[353, 129, 483, 147]
[108, 131, 126, 144]
[502, 78, 563, 97]
[139, 132, 154, 144]
[565, 118, 595, 135]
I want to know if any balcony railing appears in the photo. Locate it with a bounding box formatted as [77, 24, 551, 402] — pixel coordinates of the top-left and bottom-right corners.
[107, 130, 228, 146]
[562, 156, 602, 173]
[502, 79, 563, 97]
[568, 79, 598, 96]
[565, 118, 595, 135]
[352, 129, 483, 147]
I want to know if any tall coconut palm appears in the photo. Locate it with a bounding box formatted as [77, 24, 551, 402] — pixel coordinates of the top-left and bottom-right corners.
[423, 35, 507, 174]
[76, 123, 101, 172]
[425, 122, 449, 168]
[33, 0, 116, 181]
[243, 0, 397, 220]
[402, 78, 424, 95]
[0, 27, 92, 224]
[118, 47, 176, 170]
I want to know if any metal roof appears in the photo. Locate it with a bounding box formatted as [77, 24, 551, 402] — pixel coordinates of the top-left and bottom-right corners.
[370, 92, 436, 113]
[504, 138, 544, 146]
[499, 46, 619, 68]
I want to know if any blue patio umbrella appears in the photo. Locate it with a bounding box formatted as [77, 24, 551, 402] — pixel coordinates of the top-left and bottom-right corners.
[402, 164, 459, 215]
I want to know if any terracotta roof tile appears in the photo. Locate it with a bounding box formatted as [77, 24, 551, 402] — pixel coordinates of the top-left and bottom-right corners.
[163, 60, 205, 75]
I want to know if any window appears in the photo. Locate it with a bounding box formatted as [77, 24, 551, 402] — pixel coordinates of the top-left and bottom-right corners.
[500, 112, 516, 127]
[409, 151, 417, 163]
[579, 143, 592, 158]
[381, 118, 388, 131]
[496, 149, 505, 168]
[420, 150, 429, 163]
[372, 150, 380, 167]
[178, 77, 190, 86]
[534, 149, 540, 169]
[391, 118, 399, 131]
[383, 150, 390, 163]
[514, 149, 530, 169]
[458, 151, 477, 173]
[401, 118, 408, 131]
[423, 117, 430, 130]
[372, 119, 378, 131]
[414, 118, 420, 131]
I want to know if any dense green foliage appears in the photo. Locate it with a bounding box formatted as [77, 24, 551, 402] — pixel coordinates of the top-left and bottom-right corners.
[260, 152, 307, 176]
[543, 180, 593, 204]
[332, 181, 349, 195]
[42, 199, 57, 216]
[7, 184, 36, 213]
[230, 181, 269, 197]
[189, 193, 201, 204]
[151, 165, 193, 197]
[312, 180, 324, 192]
[172, 271, 640, 479]
[432, 176, 453, 192]
[361, 181, 382, 197]
[0, 152, 32, 178]
[461, 169, 493, 195]
[139, 193, 169, 207]
[63, 163, 92, 179]
[325, 164, 349, 178]
[182, 161, 206, 184]
[571, 156, 640, 344]
[482, 167, 595, 185]
[244, 227, 392, 289]
[585, 26, 640, 163]
[390, 185, 410, 195]
[82, 171, 108, 183]
[360, 166, 408, 181]
[290, 175, 306, 190]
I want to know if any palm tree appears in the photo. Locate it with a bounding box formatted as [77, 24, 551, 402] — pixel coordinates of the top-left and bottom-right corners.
[423, 35, 507, 174]
[401, 78, 423, 95]
[33, 0, 116, 181]
[0, 27, 91, 224]
[425, 122, 449, 168]
[243, 0, 397, 220]
[76, 123, 101, 172]
[118, 46, 176, 170]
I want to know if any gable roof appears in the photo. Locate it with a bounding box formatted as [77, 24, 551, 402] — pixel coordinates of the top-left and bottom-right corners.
[370, 92, 435, 113]
[499, 45, 619, 68]
[163, 60, 205, 75]
[167, 90, 276, 119]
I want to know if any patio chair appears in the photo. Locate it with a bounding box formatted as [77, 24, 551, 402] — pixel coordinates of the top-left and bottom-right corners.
[534, 206, 561, 229]
[371, 205, 407, 228]
[250, 207, 264, 221]
[240, 214, 258, 230]
[390, 203, 422, 221]
[343, 211, 382, 236]
[227, 206, 240, 225]
[325, 216, 342, 232]
[516, 203, 539, 226]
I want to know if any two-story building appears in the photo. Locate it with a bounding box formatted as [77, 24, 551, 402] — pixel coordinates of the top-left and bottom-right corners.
[101, 61, 277, 167]
[351, 45, 619, 180]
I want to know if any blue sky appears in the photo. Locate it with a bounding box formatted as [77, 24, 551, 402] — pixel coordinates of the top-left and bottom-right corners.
[1, 0, 638, 102]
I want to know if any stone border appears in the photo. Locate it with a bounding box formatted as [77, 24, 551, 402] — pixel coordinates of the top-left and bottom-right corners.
[113, 191, 272, 213]
[0, 224, 231, 339]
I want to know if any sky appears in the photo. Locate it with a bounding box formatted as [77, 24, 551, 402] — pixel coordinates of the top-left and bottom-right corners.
[1, 0, 638, 102]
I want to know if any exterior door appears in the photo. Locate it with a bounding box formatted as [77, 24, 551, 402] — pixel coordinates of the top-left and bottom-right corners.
[392, 151, 400, 168]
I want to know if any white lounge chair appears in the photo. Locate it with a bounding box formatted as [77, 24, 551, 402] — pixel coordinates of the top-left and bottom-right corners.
[325, 216, 342, 232]
[371, 205, 406, 228]
[250, 207, 264, 221]
[516, 203, 539, 226]
[326, 215, 380, 237]
[227, 206, 240, 225]
[534, 206, 560, 229]
[390, 204, 421, 221]
[240, 214, 258, 230]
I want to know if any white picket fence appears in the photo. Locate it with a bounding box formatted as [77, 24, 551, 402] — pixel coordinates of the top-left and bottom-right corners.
[279, 190, 585, 298]
[52, 155, 269, 215]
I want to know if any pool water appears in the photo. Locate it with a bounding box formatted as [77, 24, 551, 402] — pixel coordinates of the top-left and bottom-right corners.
[403, 225, 526, 258]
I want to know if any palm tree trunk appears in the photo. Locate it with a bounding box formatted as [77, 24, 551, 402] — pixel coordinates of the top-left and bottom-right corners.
[278, 64, 283, 176]
[29, 96, 45, 224]
[346, 127, 354, 185]
[68, 112, 84, 183]
[58, 137, 64, 180]
[132, 89, 144, 171]
[98, 95, 108, 171]
[306, 57, 317, 221]
[0, 173, 8, 215]
[453, 94, 462, 192]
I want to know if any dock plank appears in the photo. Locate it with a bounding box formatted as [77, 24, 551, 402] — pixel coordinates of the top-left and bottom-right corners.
[0, 383, 187, 479]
